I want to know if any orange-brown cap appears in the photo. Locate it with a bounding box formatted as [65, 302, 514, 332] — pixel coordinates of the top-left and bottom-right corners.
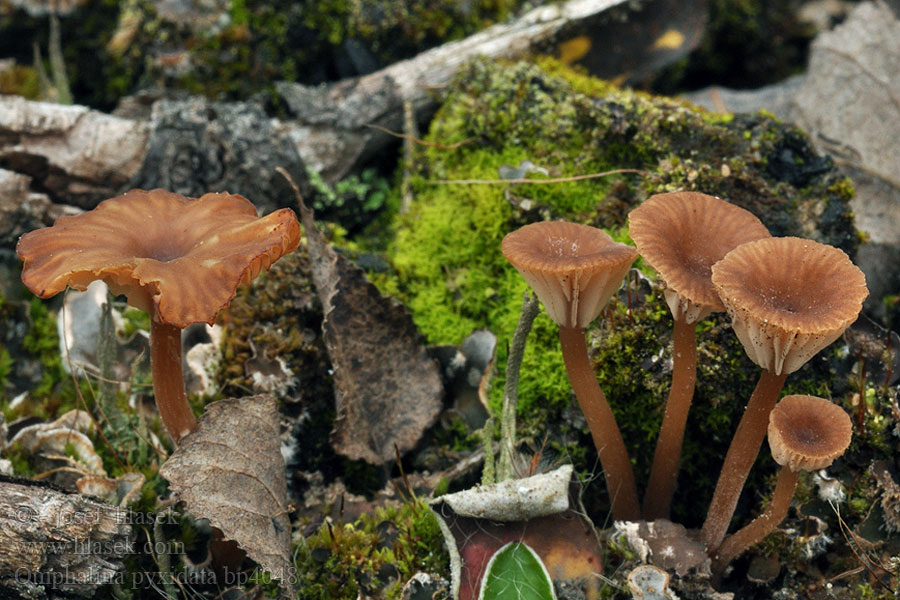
[16, 188, 300, 328]
[711, 236, 867, 375]
[501, 221, 637, 329]
[767, 395, 852, 472]
[628, 192, 770, 324]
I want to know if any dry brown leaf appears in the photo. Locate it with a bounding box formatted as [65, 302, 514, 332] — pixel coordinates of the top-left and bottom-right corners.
[159, 396, 292, 581]
[298, 196, 443, 465]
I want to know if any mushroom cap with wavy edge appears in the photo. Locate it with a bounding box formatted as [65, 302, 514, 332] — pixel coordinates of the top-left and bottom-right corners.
[628, 191, 771, 324]
[711, 236, 867, 375]
[501, 221, 637, 329]
[16, 188, 301, 328]
[768, 395, 852, 472]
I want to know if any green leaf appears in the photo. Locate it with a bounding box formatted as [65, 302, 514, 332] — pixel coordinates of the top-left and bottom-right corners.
[479, 541, 556, 600]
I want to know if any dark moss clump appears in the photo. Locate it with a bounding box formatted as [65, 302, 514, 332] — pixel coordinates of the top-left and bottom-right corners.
[0, 289, 92, 421]
[0, 0, 142, 110]
[294, 497, 448, 600]
[651, 0, 817, 94]
[0, 0, 531, 108]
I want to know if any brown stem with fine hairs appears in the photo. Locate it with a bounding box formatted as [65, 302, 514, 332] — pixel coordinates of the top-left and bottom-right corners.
[701, 369, 788, 553]
[149, 319, 198, 443]
[711, 467, 799, 578]
[643, 317, 697, 520]
[559, 326, 640, 522]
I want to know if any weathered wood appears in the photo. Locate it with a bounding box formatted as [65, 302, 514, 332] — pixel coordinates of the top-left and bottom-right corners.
[275, 0, 630, 181]
[0, 0, 629, 241]
[0, 476, 132, 598]
[0, 95, 149, 209]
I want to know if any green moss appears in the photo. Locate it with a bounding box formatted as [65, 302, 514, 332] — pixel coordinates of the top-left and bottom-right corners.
[0, 343, 12, 392]
[828, 176, 856, 201]
[18, 298, 90, 417]
[295, 496, 448, 599]
[0, 64, 41, 99]
[3, 442, 36, 477]
[120, 307, 150, 339]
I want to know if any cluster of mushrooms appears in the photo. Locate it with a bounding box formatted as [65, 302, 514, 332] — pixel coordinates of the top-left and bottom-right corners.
[502, 191, 867, 578]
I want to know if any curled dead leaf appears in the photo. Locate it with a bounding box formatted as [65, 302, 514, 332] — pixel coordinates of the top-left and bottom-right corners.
[297, 192, 443, 465]
[159, 396, 292, 581]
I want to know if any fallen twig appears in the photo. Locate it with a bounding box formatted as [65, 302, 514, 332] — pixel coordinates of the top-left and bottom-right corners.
[365, 123, 472, 149]
[429, 168, 646, 185]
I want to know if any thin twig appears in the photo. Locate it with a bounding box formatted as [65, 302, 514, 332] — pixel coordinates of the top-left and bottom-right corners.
[480, 417, 496, 486]
[497, 292, 540, 482]
[48, 13, 72, 104]
[429, 168, 646, 185]
[365, 123, 472, 149]
[830, 500, 893, 592]
[400, 102, 416, 213]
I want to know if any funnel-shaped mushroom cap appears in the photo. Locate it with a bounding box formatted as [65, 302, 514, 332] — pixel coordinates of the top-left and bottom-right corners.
[17, 189, 300, 328]
[768, 395, 852, 472]
[711, 237, 867, 375]
[629, 192, 770, 324]
[502, 221, 637, 329]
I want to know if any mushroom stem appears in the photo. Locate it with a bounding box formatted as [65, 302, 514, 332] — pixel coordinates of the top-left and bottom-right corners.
[701, 369, 788, 553]
[150, 319, 197, 443]
[643, 316, 697, 520]
[711, 466, 799, 578]
[559, 326, 640, 521]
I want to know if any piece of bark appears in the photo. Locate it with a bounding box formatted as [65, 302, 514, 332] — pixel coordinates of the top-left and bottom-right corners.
[0, 476, 132, 598]
[0, 95, 149, 209]
[0, 169, 53, 249]
[129, 98, 311, 215]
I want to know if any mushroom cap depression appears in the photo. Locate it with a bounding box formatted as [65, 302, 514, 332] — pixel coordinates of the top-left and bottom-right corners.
[767, 395, 852, 472]
[628, 191, 770, 324]
[711, 236, 867, 375]
[502, 221, 637, 329]
[17, 188, 301, 328]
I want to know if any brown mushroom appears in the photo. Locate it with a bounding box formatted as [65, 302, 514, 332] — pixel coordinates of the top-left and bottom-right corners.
[16, 188, 300, 443]
[629, 191, 770, 520]
[502, 220, 640, 521]
[701, 237, 866, 553]
[711, 395, 852, 577]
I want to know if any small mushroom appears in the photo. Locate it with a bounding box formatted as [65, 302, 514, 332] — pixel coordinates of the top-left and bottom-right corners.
[629, 191, 770, 520]
[711, 395, 852, 577]
[701, 237, 866, 553]
[16, 188, 300, 443]
[502, 220, 640, 521]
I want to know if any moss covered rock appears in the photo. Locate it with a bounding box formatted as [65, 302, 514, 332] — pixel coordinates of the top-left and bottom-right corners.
[382, 57, 859, 523]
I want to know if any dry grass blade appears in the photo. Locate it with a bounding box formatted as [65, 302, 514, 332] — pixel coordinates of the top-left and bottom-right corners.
[830, 500, 894, 592]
